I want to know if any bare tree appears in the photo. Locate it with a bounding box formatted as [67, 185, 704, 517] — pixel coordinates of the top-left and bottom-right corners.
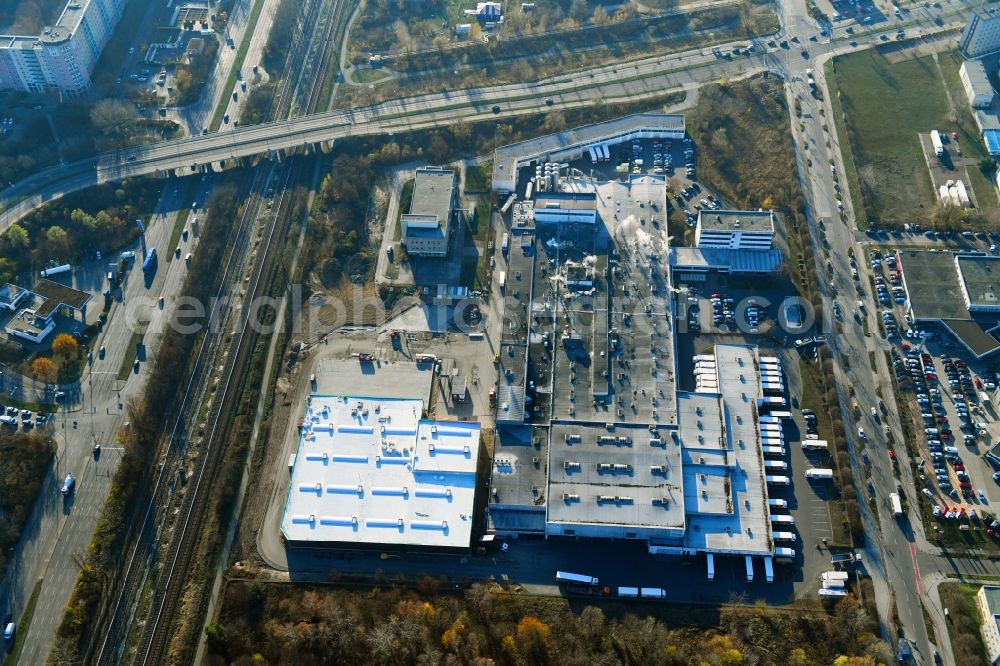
[90, 99, 140, 150]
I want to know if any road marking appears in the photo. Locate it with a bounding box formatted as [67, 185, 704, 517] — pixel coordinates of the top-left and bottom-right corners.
[909, 542, 923, 596]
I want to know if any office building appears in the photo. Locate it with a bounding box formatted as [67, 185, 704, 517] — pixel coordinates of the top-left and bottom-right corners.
[695, 209, 775, 250]
[400, 168, 456, 257]
[0, 0, 129, 93]
[960, 7, 1000, 59]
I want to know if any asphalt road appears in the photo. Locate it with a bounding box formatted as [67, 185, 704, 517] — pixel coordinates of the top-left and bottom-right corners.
[0, 180, 215, 664]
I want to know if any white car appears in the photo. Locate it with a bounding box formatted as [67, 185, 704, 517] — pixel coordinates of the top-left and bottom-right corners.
[61, 473, 74, 495]
[857, 427, 867, 440]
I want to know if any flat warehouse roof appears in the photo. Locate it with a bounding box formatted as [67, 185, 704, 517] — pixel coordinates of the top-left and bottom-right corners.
[941, 319, 1000, 358]
[898, 250, 970, 321]
[281, 395, 481, 548]
[963, 60, 994, 94]
[957, 255, 1000, 309]
[679, 345, 773, 555]
[547, 423, 685, 531]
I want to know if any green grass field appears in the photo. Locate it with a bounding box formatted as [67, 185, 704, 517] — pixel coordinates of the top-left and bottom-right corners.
[829, 48, 999, 228]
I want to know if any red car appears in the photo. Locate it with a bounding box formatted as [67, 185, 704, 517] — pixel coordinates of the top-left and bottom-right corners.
[889, 450, 897, 461]
[976, 377, 983, 389]
[956, 361, 967, 368]
[953, 464, 965, 471]
[711, 293, 722, 299]
[940, 432, 951, 441]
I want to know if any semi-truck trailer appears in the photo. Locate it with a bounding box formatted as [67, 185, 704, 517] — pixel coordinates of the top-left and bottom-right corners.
[555, 571, 598, 585]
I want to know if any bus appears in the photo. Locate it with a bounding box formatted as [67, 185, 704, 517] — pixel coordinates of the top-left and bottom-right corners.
[801, 440, 829, 451]
[556, 571, 598, 585]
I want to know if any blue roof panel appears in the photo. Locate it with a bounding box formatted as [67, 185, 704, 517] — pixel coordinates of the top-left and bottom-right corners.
[985, 130, 1000, 156]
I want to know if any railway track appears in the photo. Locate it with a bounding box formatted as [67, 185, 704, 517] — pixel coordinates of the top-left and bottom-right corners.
[136, 160, 301, 665]
[92, 2, 349, 660]
[93, 163, 277, 665]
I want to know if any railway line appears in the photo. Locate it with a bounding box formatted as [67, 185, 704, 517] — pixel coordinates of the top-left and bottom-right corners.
[136, 160, 301, 665]
[90, 1, 349, 662]
[92, 162, 281, 665]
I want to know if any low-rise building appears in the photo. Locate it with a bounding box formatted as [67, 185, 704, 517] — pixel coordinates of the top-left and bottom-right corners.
[977, 585, 1000, 665]
[3, 278, 91, 344]
[961, 60, 996, 109]
[401, 168, 456, 257]
[695, 209, 775, 250]
[896, 249, 1000, 359]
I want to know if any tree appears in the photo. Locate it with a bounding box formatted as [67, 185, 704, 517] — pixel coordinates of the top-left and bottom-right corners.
[516, 616, 551, 663]
[52, 333, 78, 361]
[204, 623, 228, 656]
[31, 357, 57, 384]
[90, 99, 139, 149]
[979, 157, 997, 174]
[5, 223, 28, 249]
[45, 226, 70, 259]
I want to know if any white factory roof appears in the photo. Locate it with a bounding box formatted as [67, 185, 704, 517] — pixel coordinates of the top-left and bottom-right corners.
[280, 395, 480, 549]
